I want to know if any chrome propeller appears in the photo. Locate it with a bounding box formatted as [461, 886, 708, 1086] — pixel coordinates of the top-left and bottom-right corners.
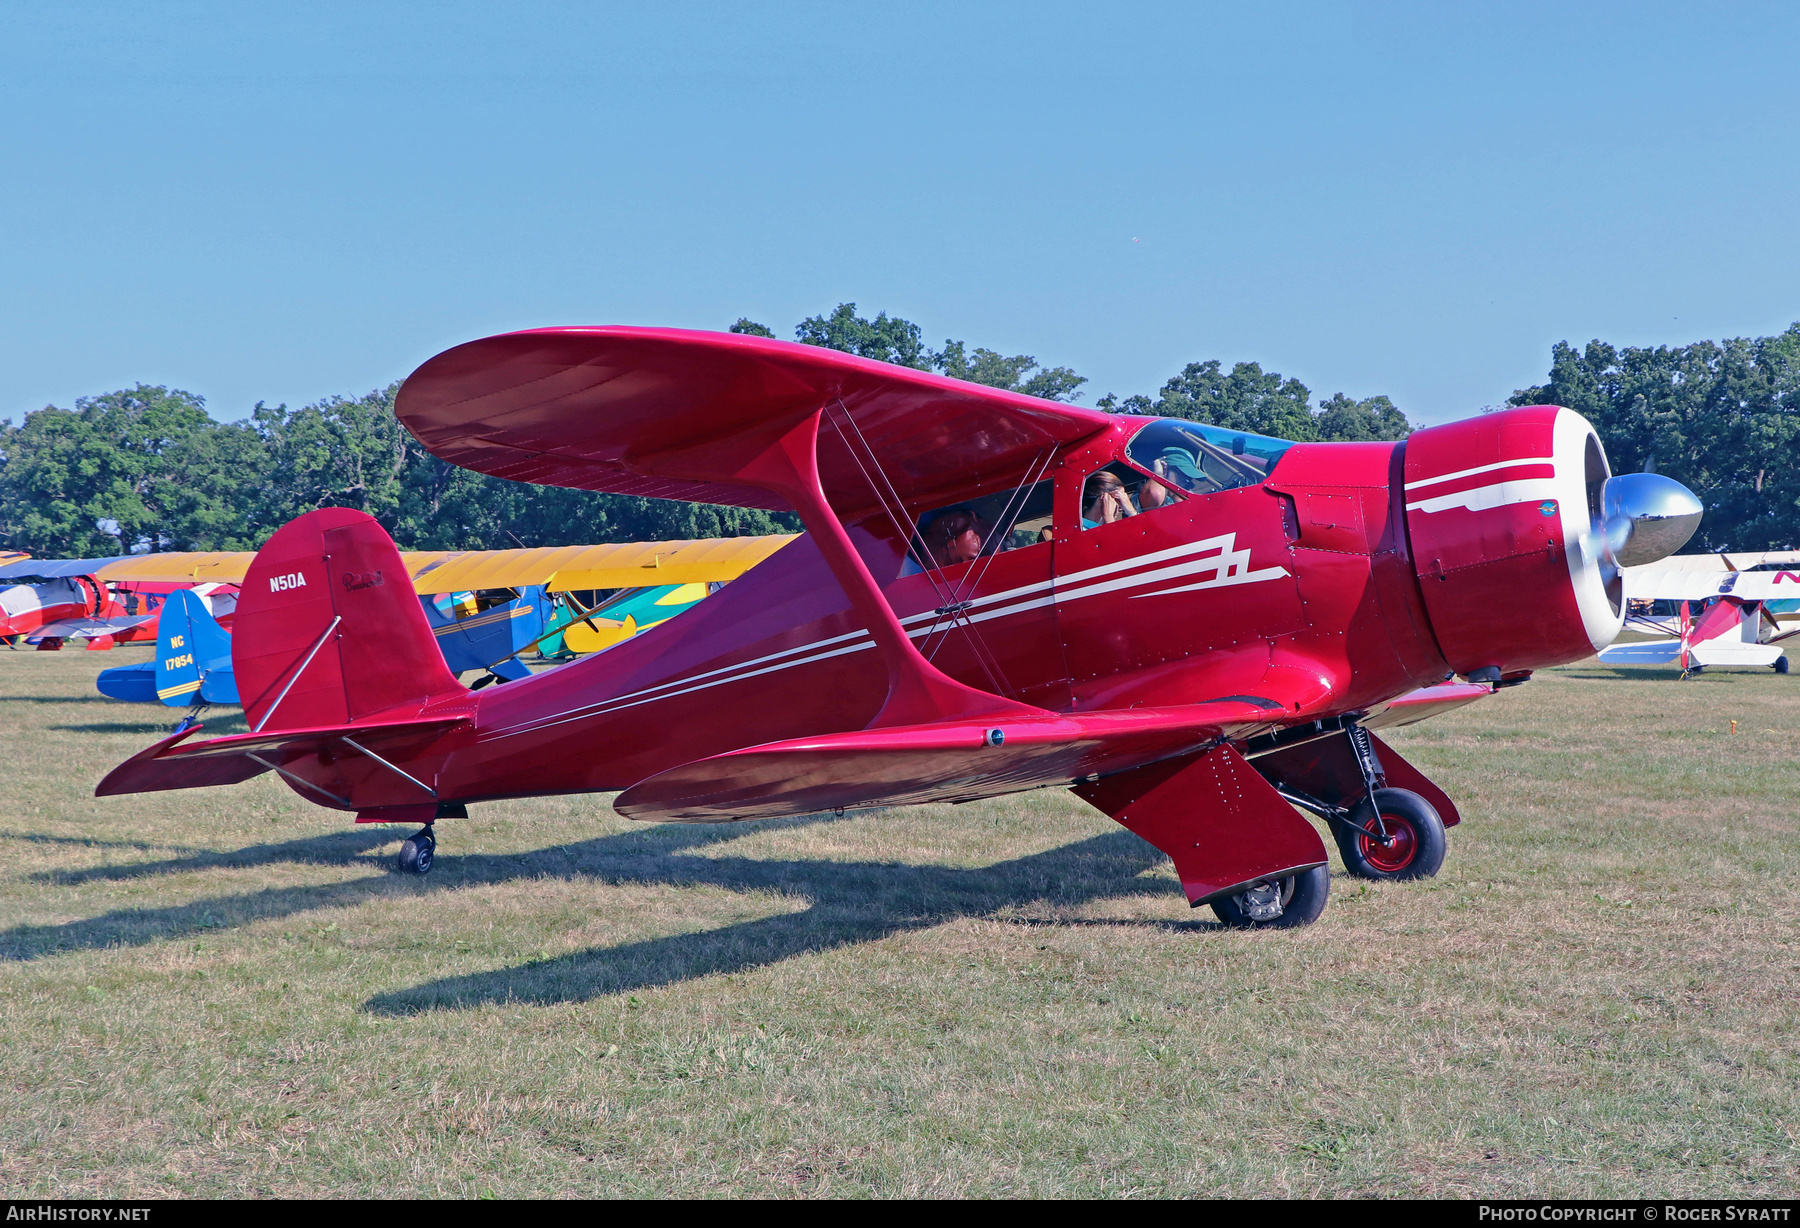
[1575, 472, 1704, 578]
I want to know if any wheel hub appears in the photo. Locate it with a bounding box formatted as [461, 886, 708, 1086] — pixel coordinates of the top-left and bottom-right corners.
[1236, 878, 1288, 922]
[1359, 814, 1417, 874]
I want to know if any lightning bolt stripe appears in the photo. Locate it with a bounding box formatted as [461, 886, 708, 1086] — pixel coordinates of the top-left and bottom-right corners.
[479, 533, 1290, 744]
[1405, 477, 1563, 515]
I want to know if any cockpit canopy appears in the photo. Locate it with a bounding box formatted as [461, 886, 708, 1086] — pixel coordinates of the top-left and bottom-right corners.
[1123, 417, 1295, 495]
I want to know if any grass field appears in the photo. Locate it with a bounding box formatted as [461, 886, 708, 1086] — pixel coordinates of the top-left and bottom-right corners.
[1, 644, 1797, 1198]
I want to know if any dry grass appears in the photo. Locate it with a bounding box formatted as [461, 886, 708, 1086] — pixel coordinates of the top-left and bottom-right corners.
[0, 643, 1797, 1197]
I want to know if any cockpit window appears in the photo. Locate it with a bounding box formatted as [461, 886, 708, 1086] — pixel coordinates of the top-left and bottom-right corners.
[902, 479, 1054, 574]
[1123, 418, 1295, 495]
[1080, 462, 1185, 530]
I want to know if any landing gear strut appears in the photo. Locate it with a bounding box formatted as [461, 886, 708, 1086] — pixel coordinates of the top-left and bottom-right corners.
[397, 826, 436, 875]
[1334, 787, 1446, 881]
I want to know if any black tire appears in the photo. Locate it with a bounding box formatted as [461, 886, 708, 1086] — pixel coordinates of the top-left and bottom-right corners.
[397, 829, 435, 875]
[1336, 787, 1446, 881]
[1210, 864, 1330, 929]
[1776, 655, 1789, 675]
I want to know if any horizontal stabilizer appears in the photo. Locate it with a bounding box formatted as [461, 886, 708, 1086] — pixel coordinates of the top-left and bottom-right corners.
[96, 661, 159, 704]
[615, 699, 1284, 822]
[1689, 642, 1784, 667]
[95, 716, 467, 800]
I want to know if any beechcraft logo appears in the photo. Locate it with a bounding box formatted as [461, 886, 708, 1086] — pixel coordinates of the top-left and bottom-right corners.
[270, 572, 308, 592]
[342, 570, 384, 592]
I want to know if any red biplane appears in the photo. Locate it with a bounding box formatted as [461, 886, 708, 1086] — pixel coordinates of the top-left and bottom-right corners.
[0, 557, 160, 649]
[96, 328, 1702, 927]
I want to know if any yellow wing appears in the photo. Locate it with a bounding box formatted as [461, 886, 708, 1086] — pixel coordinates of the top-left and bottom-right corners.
[405, 534, 797, 594]
[88, 535, 795, 594]
[95, 553, 258, 583]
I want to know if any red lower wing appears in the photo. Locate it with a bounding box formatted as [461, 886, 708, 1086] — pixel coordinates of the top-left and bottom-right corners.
[615, 700, 1284, 822]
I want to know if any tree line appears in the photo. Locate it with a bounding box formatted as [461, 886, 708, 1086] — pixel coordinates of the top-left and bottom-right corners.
[1508, 324, 1799, 551]
[0, 307, 1791, 557]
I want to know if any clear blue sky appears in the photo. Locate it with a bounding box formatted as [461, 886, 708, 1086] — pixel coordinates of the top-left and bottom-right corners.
[3, 1, 1797, 427]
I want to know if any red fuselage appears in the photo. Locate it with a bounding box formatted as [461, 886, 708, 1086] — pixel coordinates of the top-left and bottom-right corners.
[280, 406, 1617, 813]
[0, 576, 115, 638]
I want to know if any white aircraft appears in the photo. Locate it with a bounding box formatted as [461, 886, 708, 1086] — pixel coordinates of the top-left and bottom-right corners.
[1600, 551, 1800, 675]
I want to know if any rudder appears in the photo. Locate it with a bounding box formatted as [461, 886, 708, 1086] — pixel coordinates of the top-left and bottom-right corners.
[155, 588, 237, 707]
[235, 509, 462, 731]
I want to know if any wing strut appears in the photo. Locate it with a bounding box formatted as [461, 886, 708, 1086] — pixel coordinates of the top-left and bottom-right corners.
[916, 444, 1055, 671]
[821, 401, 1023, 699]
[732, 409, 1041, 729]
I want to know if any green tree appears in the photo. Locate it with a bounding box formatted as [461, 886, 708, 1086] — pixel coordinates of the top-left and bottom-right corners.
[1510, 323, 1800, 549]
[931, 340, 1086, 402]
[1313, 393, 1411, 442]
[1097, 365, 1412, 444]
[0, 385, 271, 555]
[1133, 359, 1319, 440]
[780, 303, 1089, 401]
[254, 386, 414, 536]
[795, 302, 931, 369]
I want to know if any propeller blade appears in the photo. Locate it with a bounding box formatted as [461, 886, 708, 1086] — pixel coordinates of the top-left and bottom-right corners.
[1601, 473, 1703, 567]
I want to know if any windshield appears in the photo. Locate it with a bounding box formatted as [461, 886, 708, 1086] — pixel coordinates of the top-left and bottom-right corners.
[1123, 417, 1294, 495]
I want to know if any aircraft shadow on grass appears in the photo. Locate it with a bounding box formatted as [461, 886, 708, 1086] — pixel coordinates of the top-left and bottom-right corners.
[0, 817, 1198, 1007]
[1563, 666, 1688, 683]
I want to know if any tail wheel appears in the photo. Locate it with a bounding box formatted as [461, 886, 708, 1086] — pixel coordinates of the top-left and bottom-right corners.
[1210, 864, 1330, 929]
[1337, 788, 1446, 881]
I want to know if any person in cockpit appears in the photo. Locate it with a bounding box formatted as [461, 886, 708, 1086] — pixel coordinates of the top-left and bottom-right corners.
[1082, 471, 1136, 528]
[925, 509, 984, 567]
[900, 508, 986, 576]
[1137, 476, 1173, 510]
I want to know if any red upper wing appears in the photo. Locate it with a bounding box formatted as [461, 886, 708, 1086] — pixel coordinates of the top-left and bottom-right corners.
[395, 328, 1112, 519]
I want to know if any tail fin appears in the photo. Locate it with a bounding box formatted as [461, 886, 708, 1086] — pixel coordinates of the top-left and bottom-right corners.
[155, 588, 238, 706]
[234, 509, 461, 731]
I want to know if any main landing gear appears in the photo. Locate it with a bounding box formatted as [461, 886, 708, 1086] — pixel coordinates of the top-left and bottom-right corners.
[397, 826, 436, 875]
[1251, 721, 1454, 894]
[1334, 787, 1447, 881]
[1211, 865, 1331, 928]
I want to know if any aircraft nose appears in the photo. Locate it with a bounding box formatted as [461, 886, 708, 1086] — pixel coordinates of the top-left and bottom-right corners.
[1602, 472, 1703, 567]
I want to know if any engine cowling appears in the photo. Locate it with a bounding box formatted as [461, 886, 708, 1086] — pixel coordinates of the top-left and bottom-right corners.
[1402, 405, 1698, 678]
